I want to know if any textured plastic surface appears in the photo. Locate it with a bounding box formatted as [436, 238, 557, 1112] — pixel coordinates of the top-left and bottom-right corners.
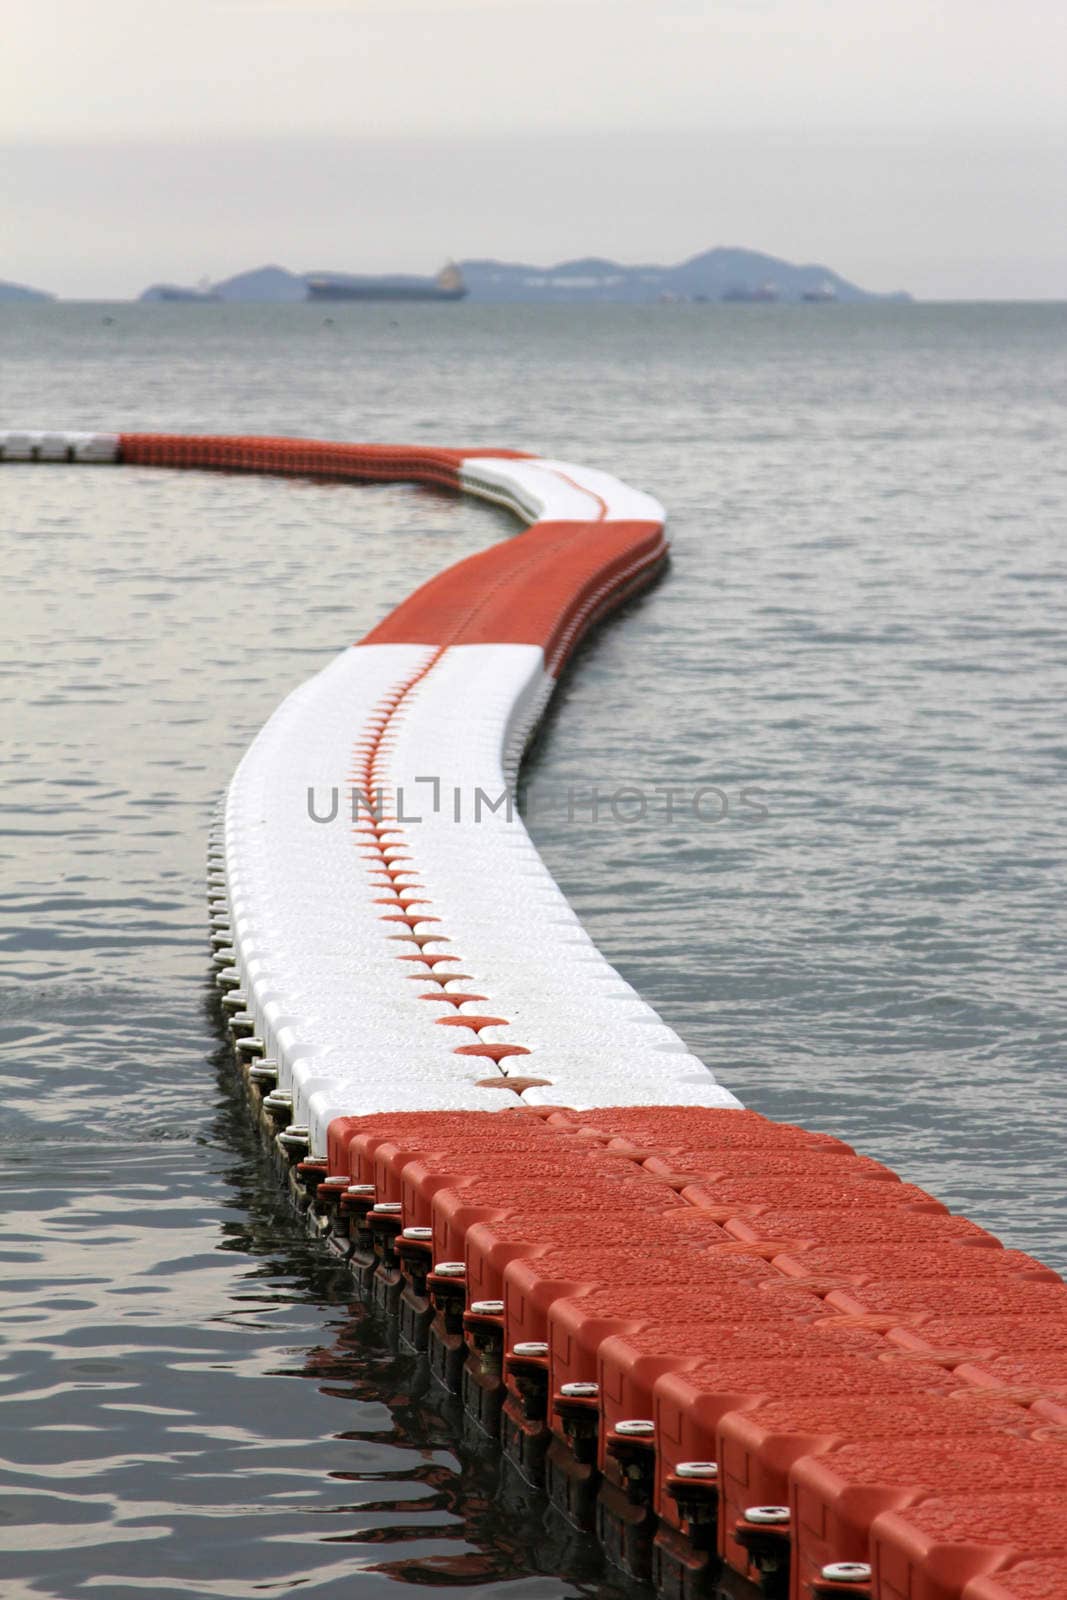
[793, 1441, 1067, 1600]
[962, 1559, 1067, 1600]
[871, 1494, 1067, 1600]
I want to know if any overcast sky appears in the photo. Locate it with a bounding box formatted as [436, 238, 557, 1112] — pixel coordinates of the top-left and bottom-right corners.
[2, 0, 1064, 299]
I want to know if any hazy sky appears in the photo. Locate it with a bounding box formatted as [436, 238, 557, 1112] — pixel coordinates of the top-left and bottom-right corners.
[2, 0, 1064, 299]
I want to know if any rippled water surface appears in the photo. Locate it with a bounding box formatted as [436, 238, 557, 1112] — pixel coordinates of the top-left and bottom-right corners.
[1, 302, 1065, 1598]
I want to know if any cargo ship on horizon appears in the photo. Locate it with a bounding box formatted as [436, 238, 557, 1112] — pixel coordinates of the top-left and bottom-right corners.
[305, 262, 467, 303]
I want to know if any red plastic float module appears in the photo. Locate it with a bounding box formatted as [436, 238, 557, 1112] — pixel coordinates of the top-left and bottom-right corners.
[961, 1558, 1067, 1600]
[720, 1407, 1054, 1580]
[772, 1242, 1063, 1288]
[594, 1320, 894, 1465]
[503, 1245, 791, 1355]
[870, 1493, 1067, 1600]
[654, 1361, 973, 1529]
[954, 1355, 1067, 1426]
[793, 1440, 1067, 1600]
[466, 1204, 737, 1309]
[824, 1281, 1067, 1321]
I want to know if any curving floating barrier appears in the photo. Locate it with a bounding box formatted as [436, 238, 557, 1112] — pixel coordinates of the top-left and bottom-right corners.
[8, 428, 1067, 1600]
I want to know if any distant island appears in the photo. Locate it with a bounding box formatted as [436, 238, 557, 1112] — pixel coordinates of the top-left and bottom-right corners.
[0, 277, 55, 303]
[1, 249, 911, 306]
[461, 249, 910, 304]
[138, 249, 910, 305]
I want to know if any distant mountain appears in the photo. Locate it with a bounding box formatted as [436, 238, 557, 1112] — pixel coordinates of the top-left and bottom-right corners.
[458, 247, 910, 304]
[213, 265, 308, 302]
[138, 265, 308, 303]
[133, 248, 911, 305]
[0, 277, 54, 302]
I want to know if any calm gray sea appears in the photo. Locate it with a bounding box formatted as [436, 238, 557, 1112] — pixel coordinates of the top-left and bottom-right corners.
[1, 301, 1065, 1599]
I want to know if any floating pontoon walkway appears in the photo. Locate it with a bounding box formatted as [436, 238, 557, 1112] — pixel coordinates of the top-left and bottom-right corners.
[6, 428, 1067, 1600]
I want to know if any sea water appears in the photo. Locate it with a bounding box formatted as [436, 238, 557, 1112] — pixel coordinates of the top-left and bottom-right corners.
[1, 300, 1064, 1598]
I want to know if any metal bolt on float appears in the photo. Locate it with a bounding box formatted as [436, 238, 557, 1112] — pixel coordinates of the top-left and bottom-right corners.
[810, 1562, 873, 1600]
[735, 1506, 791, 1599]
[554, 1380, 601, 1465]
[605, 1418, 658, 1510]
[664, 1458, 720, 1544]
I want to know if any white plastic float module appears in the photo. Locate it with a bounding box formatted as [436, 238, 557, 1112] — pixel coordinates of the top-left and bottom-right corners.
[222, 665, 741, 1144]
[0, 429, 119, 462]
[215, 452, 738, 1147]
[458, 456, 664, 525]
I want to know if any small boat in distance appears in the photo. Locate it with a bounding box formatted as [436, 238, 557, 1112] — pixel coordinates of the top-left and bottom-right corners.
[802, 280, 838, 303]
[305, 262, 468, 303]
[722, 281, 779, 303]
[155, 282, 222, 304]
